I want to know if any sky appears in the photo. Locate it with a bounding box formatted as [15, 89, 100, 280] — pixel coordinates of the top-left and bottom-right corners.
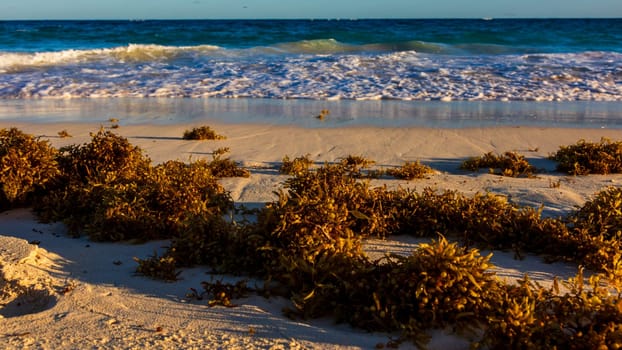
[1, 0, 621, 20]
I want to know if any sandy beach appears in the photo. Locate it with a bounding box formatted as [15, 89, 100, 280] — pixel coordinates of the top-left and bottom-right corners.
[1, 121, 622, 349]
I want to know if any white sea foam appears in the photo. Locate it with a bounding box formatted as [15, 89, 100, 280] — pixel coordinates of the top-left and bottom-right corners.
[0, 47, 620, 101]
[0, 44, 221, 73]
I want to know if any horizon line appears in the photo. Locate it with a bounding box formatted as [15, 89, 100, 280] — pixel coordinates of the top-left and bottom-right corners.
[1, 16, 622, 21]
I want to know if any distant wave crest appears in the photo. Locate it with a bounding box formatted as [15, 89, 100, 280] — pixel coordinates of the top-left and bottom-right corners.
[0, 44, 222, 73]
[271, 38, 453, 55]
[0, 39, 545, 74]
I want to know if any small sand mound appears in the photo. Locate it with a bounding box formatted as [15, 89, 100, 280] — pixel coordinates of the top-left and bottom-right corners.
[0, 236, 57, 318]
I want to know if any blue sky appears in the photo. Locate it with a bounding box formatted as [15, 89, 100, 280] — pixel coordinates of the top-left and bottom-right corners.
[1, 0, 621, 20]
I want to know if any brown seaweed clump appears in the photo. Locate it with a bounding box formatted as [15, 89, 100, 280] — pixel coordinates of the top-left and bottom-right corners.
[0, 128, 59, 210]
[461, 151, 537, 177]
[478, 271, 622, 350]
[182, 126, 226, 140]
[549, 138, 622, 175]
[4, 126, 622, 348]
[34, 129, 233, 241]
[205, 147, 250, 178]
[563, 186, 622, 282]
[280, 154, 314, 175]
[386, 160, 434, 180]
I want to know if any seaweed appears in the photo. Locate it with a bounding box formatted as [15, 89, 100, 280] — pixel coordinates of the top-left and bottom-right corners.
[0, 128, 60, 210]
[461, 151, 537, 177]
[182, 126, 226, 140]
[34, 129, 232, 241]
[280, 154, 314, 175]
[549, 138, 622, 175]
[4, 126, 622, 348]
[386, 161, 434, 180]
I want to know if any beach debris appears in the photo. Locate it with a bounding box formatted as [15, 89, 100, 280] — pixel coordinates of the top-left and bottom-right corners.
[135, 254, 180, 281]
[461, 151, 537, 177]
[58, 280, 78, 295]
[57, 130, 72, 138]
[108, 118, 120, 129]
[386, 160, 434, 180]
[279, 154, 314, 175]
[212, 147, 230, 157]
[53, 312, 68, 321]
[315, 109, 330, 120]
[4, 126, 622, 348]
[207, 147, 250, 178]
[182, 125, 226, 140]
[33, 128, 240, 242]
[339, 154, 374, 170]
[200, 279, 250, 307]
[549, 137, 622, 175]
[0, 127, 59, 211]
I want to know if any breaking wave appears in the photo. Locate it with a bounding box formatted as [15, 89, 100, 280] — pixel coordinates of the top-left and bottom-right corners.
[0, 41, 620, 101]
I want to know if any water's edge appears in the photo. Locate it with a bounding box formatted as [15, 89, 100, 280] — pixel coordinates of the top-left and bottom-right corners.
[1, 98, 621, 129]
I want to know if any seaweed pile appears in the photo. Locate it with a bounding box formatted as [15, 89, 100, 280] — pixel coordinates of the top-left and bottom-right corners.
[2, 127, 622, 348]
[461, 151, 538, 177]
[550, 138, 622, 175]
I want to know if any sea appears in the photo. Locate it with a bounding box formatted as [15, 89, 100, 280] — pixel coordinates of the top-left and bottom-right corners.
[0, 18, 621, 127]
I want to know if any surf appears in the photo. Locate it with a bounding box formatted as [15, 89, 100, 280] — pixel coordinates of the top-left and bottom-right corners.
[0, 44, 222, 73]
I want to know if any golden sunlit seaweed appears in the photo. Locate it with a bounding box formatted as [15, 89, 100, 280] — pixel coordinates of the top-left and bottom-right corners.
[57, 129, 71, 138]
[34, 129, 233, 241]
[4, 126, 622, 347]
[478, 271, 622, 349]
[205, 147, 250, 178]
[182, 125, 226, 140]
[280, 154, 314, 175]
[386, 160, 434, 180]
[461, 151, 537, 177]
[0, 128, 60, 210]
[549, 138, 622, 175]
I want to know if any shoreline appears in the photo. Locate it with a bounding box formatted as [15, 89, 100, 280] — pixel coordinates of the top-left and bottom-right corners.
[1, 98, 622, 129]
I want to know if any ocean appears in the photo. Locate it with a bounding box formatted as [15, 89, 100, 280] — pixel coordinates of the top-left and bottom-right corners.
[0, 19, 621, 127]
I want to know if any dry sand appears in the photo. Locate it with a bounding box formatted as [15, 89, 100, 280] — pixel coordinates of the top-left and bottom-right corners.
[1, 121, 621, 349]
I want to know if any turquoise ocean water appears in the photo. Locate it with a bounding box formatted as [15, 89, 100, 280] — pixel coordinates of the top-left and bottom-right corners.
[0, 19, 621, 127]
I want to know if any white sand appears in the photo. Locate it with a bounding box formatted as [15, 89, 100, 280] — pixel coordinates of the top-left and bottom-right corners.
[1, 121, 621, 349]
